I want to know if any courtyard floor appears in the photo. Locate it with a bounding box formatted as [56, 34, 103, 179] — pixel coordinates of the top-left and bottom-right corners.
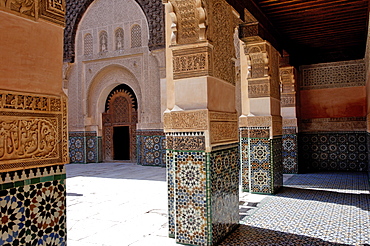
[66, 163, 370, 246]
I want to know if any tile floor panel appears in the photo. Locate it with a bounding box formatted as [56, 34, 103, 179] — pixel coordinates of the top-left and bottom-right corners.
[228, 172, 370, 246]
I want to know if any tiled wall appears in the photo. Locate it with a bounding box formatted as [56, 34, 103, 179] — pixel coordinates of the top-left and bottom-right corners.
[299, 132, 368, 172]
[0, 165, 66, 246]
[69, 131, 101, 164]
[137, 130, 166, 167]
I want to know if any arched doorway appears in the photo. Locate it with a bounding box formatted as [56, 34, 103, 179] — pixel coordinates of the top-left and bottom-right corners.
[102, 84, 138, 161]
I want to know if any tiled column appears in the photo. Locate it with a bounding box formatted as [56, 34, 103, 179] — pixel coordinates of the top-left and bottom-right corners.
[0, 2, 68, 245]
[239, 19, 283, 194]
[280, 63, 299, 174]
[163, 0, 240, 245]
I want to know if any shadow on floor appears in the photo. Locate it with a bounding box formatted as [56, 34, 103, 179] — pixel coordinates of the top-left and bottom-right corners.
[220, 225, 347, 246]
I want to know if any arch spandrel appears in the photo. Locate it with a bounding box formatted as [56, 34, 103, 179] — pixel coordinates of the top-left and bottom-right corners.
[64, 0, 165, 63]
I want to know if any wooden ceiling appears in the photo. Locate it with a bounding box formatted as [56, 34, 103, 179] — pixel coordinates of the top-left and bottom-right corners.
[228, 0, 369, 66]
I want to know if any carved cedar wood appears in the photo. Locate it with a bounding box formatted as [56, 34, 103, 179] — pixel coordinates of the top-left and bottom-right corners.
[102, 89, 138, 161]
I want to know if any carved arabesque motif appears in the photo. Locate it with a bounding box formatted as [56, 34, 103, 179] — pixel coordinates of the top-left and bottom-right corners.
[208, 0, 236, 85]
[168, 0, 206, 45]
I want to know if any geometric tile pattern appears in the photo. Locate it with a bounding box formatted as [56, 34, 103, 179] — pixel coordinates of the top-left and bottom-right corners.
[166, 150, 175, 238]
[299, 132, 368, 172]
[69, 131, 100, 164]
[69, 132, 85, 164]
[240, 137, 249, 192]
[248, 137, 283, 194]
[240, 127, 283, 194]
[168, 144, 240, 245]
[0, 172, 66, 246]
[227, 172, 370, 245]
[272, 137, 283, 193]
[174, 151, 208, 246]
[209, 146, 239, 245]
[282, 133, 298, 174]
[137, 130, 166, 167]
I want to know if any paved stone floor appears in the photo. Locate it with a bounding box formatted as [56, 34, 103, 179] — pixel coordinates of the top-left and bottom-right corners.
[66, 163, 370, 246]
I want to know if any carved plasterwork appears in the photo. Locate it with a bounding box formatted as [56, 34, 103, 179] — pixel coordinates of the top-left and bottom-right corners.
[0, 90, 68, 172]
[283, 118, 298, 128]
[300, 59, 366, 90]
[239, 115, 282, 137]
[172, 45, 213, 80]
[164, 110, 208, 131]
[209, 111, 238, 144]
[210, 122, 238, 144]
[300, 117, 366, 132]
[245, 42, 280, 99]
[166, 132, 205, 151]
[207, 0, 237, 85]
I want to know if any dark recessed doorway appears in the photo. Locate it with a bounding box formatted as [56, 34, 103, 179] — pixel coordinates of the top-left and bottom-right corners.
[113, 126, 130, 160]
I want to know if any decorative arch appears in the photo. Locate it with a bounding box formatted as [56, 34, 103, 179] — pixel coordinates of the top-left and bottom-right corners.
[64, 0, 165, 62]
[86, 64, 142, 136]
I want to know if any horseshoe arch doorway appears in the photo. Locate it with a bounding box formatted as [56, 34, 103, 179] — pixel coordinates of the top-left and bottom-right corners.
[102, 84, 138, 162]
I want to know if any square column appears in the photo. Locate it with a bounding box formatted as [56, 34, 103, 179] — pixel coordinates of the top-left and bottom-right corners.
[239, 35, 283, 194]
[280, 65, 299, 174]
[163, 0, 241, 244]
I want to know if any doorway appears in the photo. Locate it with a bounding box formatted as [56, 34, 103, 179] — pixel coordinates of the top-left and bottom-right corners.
[102, 84, 138, 162]
[113, 126, 130, 160]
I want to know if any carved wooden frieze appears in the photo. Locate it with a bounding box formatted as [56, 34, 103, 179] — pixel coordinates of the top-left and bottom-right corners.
[39, 0, 65, 26]
[0, 0, 36, 18]
[172, 45, 213, 80]
[0, 0, 65, 25]
[0, 90, 68, 172]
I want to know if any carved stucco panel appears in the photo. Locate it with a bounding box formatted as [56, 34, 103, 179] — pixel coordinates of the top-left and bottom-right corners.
[0, 90, 68, 172]
[164, 110, 208, 131]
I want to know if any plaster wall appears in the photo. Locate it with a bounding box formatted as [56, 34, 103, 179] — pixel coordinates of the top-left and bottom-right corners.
[300, 86, 366, 119]
[0, 12, 64, 95]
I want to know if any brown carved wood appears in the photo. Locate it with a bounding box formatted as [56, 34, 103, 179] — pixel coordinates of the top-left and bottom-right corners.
[102, 90, 138, 162]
